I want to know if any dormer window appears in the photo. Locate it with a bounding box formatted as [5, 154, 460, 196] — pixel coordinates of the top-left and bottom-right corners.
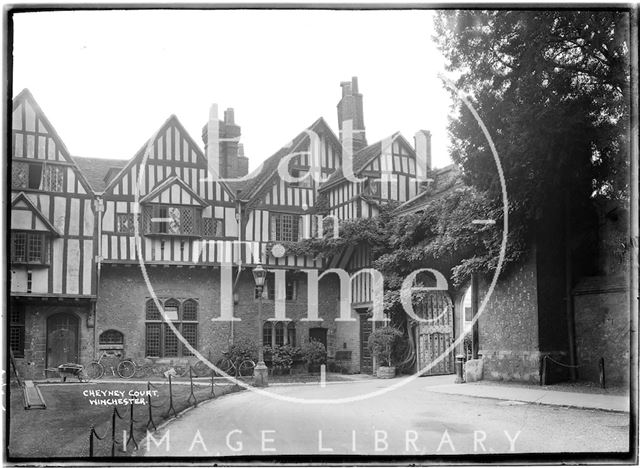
[143, 205, 201, 236]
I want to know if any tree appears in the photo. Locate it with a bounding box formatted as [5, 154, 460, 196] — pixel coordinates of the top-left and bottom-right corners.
[433, 10, 632, 274]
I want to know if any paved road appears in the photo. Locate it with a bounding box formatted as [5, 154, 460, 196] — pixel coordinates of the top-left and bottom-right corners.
[143, 376, 629, 457]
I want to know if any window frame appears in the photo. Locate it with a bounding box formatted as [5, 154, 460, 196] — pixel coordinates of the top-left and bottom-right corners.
[144, 205, 202, 237]
[254, 271, 298, 301]
[10, 230, 49, 266]
[144, 298, 198, 358]
[10, 304, 25, 358]
[11, 161, 65, 192]
[270, 213, 301, 242]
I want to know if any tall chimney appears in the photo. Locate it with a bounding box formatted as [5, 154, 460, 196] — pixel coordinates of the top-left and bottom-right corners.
[414, 130, 432, 180]
[202, 106, 248, 179]
[337, 76, 367, 153]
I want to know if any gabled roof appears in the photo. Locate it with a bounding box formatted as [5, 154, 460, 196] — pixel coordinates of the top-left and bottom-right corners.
[103, 114, 235, 200]
[12, 89, 94, 195]
[11, 192, 62, 236]
[319, 132, 414, 191]
[140, 175, 207, 206]
[394, 164, 462, 215]
[240, 117, 341, 204]
[72, 156, 127, 193]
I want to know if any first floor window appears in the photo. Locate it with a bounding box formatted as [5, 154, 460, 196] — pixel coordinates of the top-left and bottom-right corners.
[10, 304, 25, 358]
[42, 164, 65, 192]
[144, 205, 200, 236]
[271, 213, 301, 242]
[11, 231, 48, 264]
[203, 218, 223, 237]
[145, 298, 198, 357]
[255, 271, 298, 301]
[116, 213, 136, 233]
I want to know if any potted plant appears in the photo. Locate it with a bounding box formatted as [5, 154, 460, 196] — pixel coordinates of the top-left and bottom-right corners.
[301, 340, 327, 373]
[368, 326, 403, 378]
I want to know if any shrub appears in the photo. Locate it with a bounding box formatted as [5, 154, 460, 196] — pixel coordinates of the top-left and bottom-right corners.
[301, 341, 327, 369]
[228, 337, 258, 363]
[368, 326, 404, 367]
[272, 345, 300, 370]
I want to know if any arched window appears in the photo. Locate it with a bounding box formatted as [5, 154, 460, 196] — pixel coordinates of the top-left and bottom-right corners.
[145, 299, 161, 320]
[263, 322, 273, 347]
[99, 329, 124, 345]
[287, 322, 296, 347]
[145, 297, 199, 358]
[274, 322, 285, 346]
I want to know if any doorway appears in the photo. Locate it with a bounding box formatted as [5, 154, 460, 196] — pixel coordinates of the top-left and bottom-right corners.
[46, 313, 79, 368]
[309, 327, 327, 349]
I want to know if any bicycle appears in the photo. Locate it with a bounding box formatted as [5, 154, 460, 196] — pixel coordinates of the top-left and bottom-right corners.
[209, 351, 256, 378]
[84, 351, 136, 380]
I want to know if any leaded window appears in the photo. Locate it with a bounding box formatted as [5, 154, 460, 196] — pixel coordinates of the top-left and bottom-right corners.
[10, 304, 25, 358]
[203, 218, 223, 237]
[12, 162, 29, 189]
[271, 213, 301, 242]
[11, 231, 47, 265]
[116, 213, 136, 233]
[41, 164, 65, 192]
[144, 298, 198, 358]
[145, 205, 201, 236]
[99, 330, 124, 345]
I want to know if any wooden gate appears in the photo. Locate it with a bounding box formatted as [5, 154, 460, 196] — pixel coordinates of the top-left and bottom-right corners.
[358, 310, 373, 374]
[417, 292, 455, 375]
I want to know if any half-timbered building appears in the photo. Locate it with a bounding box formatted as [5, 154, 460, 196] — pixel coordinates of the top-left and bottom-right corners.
[10, 90, 98, 379]
[9, 77, 456, 377]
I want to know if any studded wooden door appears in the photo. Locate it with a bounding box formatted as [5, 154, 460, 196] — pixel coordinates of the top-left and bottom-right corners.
[46, 313, 79, 368]
[417, 292, 455, 375]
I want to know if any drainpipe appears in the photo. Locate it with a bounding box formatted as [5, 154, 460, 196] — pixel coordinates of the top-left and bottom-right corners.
[565, 192, 577, 380]
[93, 195, 104, 360]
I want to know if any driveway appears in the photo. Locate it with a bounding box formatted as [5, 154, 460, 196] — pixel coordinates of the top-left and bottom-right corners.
[143, 375, 629, 457]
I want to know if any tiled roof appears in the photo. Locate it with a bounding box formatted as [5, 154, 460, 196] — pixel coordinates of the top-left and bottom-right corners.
[72, 156, 127, 193]
[319, 139, 383, 190]
[240, 117, 340, 203]
[394, 164, 463, 214]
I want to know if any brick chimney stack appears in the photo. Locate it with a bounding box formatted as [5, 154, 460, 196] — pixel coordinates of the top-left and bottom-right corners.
[337, 77, 367, 153]
[202, 106, 249, 179]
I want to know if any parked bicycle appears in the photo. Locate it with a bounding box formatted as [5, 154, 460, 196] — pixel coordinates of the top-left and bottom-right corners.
[84, 351, 136, 380]
[193, 351, 255, 378]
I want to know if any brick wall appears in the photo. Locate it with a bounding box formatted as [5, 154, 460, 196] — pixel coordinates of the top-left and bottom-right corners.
[477, 247, 542, 383]
[13, 303, 93, 380]
[574, 275, 630, 385]
[97, 266, 353, 371]
[97, 265, 230, 366]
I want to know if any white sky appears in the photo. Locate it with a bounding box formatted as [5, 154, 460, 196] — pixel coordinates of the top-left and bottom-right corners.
[12, 9, 453, 171]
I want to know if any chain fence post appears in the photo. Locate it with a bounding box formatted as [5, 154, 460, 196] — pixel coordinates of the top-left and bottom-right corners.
[89, 426, 95, 457]
[126, 401, 139, 451]
[110, 407, 117, 457]
[146, 381, 156, 431]
[168, 373, 177, 418]
[187, 366, 197, 407]
[211, 368, 216, 397]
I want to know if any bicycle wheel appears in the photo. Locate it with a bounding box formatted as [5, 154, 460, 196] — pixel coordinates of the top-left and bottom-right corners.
[193, 360, 212, 377]
[117, 360, 136, 379]
[215, 358, 234, 377]
[85, 362, 104, 380]
[237, 360, 255, 377]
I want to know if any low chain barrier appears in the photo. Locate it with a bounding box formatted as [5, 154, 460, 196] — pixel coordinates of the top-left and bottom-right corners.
[87, 365, 244, 457]
[540, 355, 606, 388]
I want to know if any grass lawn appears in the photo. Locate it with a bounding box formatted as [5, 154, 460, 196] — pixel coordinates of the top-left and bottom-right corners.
[8, 378, 241, 459]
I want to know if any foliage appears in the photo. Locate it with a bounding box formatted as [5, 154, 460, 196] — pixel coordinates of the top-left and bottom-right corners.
[433, 10, 631, 265]
[368, 326, 404, 367]
[228, 337, 258, 364]
[270, 344, 300, 370]
[300, 340, 327, 367]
